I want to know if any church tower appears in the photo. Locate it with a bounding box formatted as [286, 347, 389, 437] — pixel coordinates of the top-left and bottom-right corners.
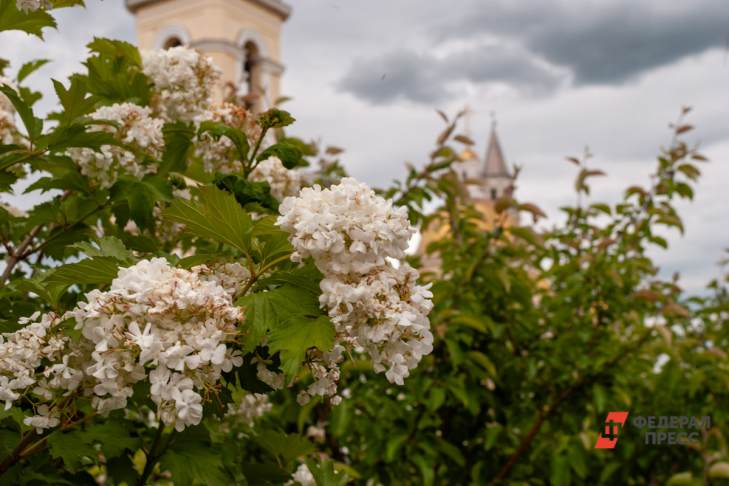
[418, 118, 517, 270]
[126, 0, 290, 111]
[460, 121, 516, 208]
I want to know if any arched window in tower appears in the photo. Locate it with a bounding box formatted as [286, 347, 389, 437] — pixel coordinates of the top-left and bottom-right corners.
[162, 36, 183, 49]
[491, 188, 498, 200]
[242, 41, 262, 111]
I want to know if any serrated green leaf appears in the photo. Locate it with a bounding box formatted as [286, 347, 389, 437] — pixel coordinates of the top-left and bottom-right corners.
[44, 256, 120, 290]
[268, 315, 335, 377]
[0, 83, 43, 139]
[238, 284, 320, 349]
[70, 236, 133, 262]
[0, 0, 56, 38]
[256, 430, 314, 464]
[17, 58, 49, 82]
[159, 121, 195, 175]
[159, 425, 229, 486]
[83, 419, 140, 459]
[164, 185, 253, 254]
[47, 429, 98, 472]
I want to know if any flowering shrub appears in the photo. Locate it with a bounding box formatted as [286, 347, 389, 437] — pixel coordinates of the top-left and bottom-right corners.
[0, 2, 429, 483]
[1, 2, 727, 485]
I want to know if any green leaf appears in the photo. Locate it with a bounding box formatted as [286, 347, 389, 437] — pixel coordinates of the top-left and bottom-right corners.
[256, 430, 314, 464]
[39, 120, 120, 152]
[159, 426, 229, 486]
[83, 419, 141, 459]
[0, 83, 43, 139]
[385, 433, 408, 462]
[159, 121, 195, 174]
[111, 175, 173, 229]
[44, 256, 120, 290]
[83, 38, 150, 105]
[241, 462, 290, 485]
[258, 262, 322, 295]
[106, 455, 140, 485]
[70, 236, 134, 262]
[51, 76, 95, 123]
[164, 185, 253, 254]
[258, 108, 295, 129]
[550, 454, 571, 486]
[238, 284, 321, 349]
[47, 429, 98, 472]
[87, 37, 141, 66]
[256, 140, 305, 169]
[0, 0, 56, 38]
[198, 120, 250, 162]
[268, 315, 335, 377]
[435, 439, 465, 466]
[215, 174, 279, 212]
[17, 59, 49, 82]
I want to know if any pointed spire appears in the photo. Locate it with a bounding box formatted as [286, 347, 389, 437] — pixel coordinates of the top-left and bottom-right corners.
[483, 114, 511, 178]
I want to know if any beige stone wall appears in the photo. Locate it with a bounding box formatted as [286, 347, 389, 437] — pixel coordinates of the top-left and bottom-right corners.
[131, 0, 286, 108]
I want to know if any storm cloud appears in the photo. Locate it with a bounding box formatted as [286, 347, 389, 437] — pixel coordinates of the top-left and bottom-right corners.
[338, 0, 729, 104]
[337, 43, 566, 105]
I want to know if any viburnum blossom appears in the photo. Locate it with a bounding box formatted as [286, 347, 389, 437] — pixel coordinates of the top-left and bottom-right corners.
[0, 312, 70, 413]
[0, 259, 247, 433]
[68, 103, 164, 188]
[277, 177, 413, 274]
[142, 46, 221, 122]
[15, 0, 50, 12]
[195, 102, 261, 174]
[319, 263, 433, 385]
[0, 76, 19, 145]
[277, 177, 434, 401]
[225, 392, 272, 426]
[250, 156, 302, 201]
[72, 258, 244, 430]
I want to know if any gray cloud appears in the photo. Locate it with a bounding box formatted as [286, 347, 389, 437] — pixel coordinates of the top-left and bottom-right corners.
[338, 0, 729, 105]
[337, 43, 564, 105]
[437, 0, 729, 85]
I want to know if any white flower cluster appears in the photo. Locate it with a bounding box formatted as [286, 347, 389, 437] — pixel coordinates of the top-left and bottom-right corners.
[289, 463, 315, 486]
[0, 259, 246, 433]
[16, 0, 50, 12]
[0, 313, 69, 416]
[250, 156, 302, 201]
[278, 178, 413, 274]
[0, 76, 18, 145]
[225, 392, 272, 426]
[142, 47, 221, 122]
[296, 344, 344, 406]
[72, 258, 244, 430]
[277, 178, 434, 397]
[68, 103, 164, 188]
[194, 102, 261, 174]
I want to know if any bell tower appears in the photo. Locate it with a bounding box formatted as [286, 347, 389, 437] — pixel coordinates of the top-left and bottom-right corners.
[126, 0, 290, 111]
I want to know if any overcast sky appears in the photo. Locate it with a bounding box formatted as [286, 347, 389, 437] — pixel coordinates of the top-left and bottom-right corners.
[3, 0, 728, 292]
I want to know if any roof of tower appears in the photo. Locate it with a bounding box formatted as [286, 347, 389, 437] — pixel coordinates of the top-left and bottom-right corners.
[483, 123, 511, 178]
[125, 0, 292, 20]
